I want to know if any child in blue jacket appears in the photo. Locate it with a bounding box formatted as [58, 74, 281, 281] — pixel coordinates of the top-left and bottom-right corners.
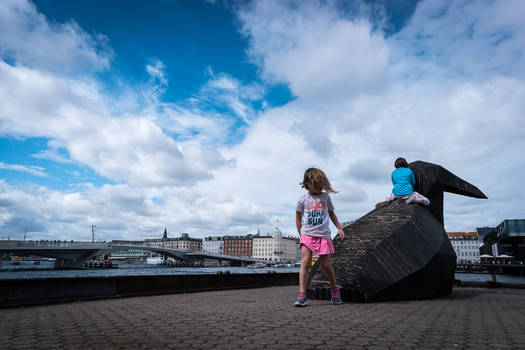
[387, 157, 430, 205]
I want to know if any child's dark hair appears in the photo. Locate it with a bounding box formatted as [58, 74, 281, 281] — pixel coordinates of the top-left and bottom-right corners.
[300, 168, 337, 193]
[395, 157, 409, 168]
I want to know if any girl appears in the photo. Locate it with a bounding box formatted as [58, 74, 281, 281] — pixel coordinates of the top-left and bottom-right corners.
[387, 157, 430, 205]
[294, 167, 345, 307]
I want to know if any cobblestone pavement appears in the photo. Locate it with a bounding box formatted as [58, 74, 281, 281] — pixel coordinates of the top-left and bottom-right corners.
[1, 286, 525, 349]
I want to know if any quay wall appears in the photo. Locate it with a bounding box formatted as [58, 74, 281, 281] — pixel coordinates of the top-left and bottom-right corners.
[0, 272, 299, 308]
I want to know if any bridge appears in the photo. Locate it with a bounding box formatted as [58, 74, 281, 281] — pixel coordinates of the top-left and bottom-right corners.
[0, 241, 267, 268]
[111, 244, 267, 267]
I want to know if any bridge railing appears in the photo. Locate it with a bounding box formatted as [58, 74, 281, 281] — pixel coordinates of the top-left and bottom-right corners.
[0, 240, 111, 249]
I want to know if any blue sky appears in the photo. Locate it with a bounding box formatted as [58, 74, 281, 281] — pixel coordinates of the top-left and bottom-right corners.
[1, 0, 525, 241]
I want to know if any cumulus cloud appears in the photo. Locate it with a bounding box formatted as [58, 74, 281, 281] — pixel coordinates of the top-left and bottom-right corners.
[1, 0, 525, 240]
[224, 0, 525, 232]
[0, 0, 264, 238]
[238, 0, 390, 100]
[0, 180, 269, 240]
[0, 61, 231, 187]
[394, 0, 525, 80]
[0, 0, 112, 74]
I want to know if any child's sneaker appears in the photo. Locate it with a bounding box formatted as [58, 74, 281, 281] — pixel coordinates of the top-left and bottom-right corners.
[330, 287, 342, 305]
[294, 293, 308, 307]
[405, 193, 417, 204]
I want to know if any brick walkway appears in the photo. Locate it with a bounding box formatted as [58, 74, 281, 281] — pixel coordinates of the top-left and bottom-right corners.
[1, 286, 525, 349]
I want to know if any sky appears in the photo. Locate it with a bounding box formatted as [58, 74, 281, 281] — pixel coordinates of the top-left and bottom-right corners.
[1, 0, 524, 242]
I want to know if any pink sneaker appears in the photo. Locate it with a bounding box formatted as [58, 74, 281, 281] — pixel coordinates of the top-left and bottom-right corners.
[330, 287, 342, 304]
[294, 293, 308, 307]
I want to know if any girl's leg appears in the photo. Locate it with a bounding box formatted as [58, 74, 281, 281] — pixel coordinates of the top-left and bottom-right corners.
[414, 192, 430, 206]
[299, 244, 312, 294]
[407, 192, 430, 206]
[319, 254, 337, 288]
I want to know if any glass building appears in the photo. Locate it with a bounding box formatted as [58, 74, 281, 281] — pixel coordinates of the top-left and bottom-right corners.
[497, 219, 525, 238]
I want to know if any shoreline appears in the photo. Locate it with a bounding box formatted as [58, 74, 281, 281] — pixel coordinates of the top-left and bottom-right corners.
[0, 272, 299, 308]
[2, 271, 525, 309]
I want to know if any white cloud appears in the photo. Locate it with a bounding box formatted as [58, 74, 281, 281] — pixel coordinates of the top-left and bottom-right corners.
[0, 180, 269, 240]
[0, 162, 47, 177]
[238, 1, 390, 101]
[1, 0, 525, 240]
[31, 140, 73, 164]
[222, 0, 525, 233]
[0, 61, 230, 187]
[0, 1, 265, 238]
[0, 0, 112, 74]
[146, 59, 168, 86]
[199, 70, 265, 124]
[394, 0, 525, 80]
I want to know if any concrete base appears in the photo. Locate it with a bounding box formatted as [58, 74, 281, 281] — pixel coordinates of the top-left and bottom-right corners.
[0, 272, 298, 308]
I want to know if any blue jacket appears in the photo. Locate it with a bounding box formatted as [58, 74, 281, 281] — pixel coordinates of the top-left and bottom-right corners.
[391, 167, 415, 196]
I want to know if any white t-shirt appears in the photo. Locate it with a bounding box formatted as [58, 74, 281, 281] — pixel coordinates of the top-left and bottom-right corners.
[296, 192, 334, 238]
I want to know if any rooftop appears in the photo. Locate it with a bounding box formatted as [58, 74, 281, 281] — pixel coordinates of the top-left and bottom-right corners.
[447, 231, 478, 237]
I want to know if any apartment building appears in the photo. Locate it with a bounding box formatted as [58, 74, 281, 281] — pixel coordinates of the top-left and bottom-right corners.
[145, 229, 202, 251]
[223, 235, 253, 257]
[447, 231, 480, 263]
[202, 236, 224, 254]
[252, 228, 300, 262]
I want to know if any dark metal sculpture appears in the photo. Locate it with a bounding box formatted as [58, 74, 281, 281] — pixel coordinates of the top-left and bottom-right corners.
[307, 161, 487, 302]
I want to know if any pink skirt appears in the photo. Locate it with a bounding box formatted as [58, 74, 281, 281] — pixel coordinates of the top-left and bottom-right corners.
[300, 234, 334, 255]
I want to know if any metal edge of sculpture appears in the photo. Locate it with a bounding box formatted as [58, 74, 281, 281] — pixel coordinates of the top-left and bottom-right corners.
[307, 161, 487, 302]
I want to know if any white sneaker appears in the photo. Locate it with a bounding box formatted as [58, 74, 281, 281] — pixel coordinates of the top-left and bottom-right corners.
[405, 193, 417, 204]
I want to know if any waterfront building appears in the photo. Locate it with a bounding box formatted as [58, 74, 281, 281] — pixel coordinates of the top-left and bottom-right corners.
[202, 236, 224, 254]
[476, 226, 496, 244]
[223, 235, 253, 257]
[252, 228, 300, 262]
[145, 229, 202, 251]
[481, 219, 525, 263]
[447, 232, 480, 263]
[110, 249, 152, 262]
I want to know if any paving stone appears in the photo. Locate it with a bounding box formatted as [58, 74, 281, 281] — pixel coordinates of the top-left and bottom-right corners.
[1, 286, 525, 349]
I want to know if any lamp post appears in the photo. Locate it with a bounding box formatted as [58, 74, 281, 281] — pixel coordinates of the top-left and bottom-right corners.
[91, 225, 96, 243]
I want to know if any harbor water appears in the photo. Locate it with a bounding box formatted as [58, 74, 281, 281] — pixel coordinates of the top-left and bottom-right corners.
[0, 261, 300, 280]
[2, 261, 525, 284]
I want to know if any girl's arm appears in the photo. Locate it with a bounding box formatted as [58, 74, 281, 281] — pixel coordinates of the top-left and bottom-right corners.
[296, 211, 303, 236]
[329, 211, 345, 240]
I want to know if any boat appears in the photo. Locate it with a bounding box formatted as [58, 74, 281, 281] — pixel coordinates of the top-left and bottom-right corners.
[247, 262, 267, 269]
[11, 256, 23, 265]
[146, 257, 163, 265]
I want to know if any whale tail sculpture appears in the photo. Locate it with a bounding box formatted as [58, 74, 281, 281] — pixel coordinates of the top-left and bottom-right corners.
[307, 161, 486, 302]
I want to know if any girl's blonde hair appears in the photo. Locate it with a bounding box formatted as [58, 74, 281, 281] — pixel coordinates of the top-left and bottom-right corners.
[300, 168, 337, 193]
